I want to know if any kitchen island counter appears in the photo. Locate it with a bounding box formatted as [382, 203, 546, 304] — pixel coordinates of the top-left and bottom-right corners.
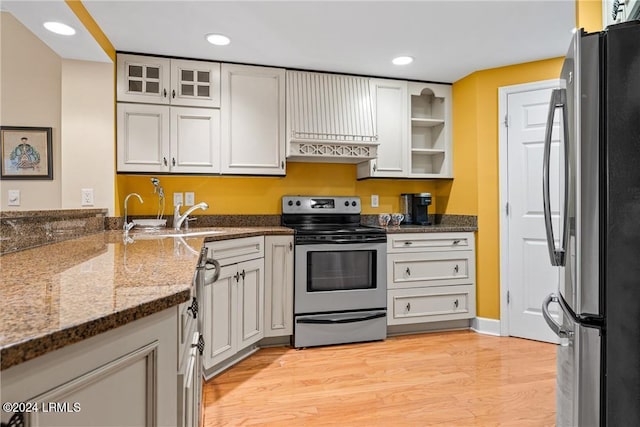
[0, 227, 293, 370]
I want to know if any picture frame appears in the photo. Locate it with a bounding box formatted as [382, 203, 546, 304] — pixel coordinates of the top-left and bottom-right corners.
[0, 126, 53, 180]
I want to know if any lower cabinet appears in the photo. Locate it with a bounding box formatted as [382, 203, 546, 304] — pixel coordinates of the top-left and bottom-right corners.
[201, 237, 265, 374]
[386, 232, 476, 326]
[264, 235, 294, 337]
[0, 309, 179, 426]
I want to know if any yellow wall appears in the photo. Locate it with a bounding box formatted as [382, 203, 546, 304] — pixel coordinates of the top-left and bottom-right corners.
[451, 58, 564, 319]
[118, 165, 441, 216]
[577, 0, 603, 32]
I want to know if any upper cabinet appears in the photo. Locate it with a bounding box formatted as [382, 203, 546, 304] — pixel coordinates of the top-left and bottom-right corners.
[357, 79, 408, 178]
[117, 54, 221, 108]
[117, 103, 220, 173]
[358, 80, 452, 179]
[221, 64, 286, 175]
[408, 82, 452, 178]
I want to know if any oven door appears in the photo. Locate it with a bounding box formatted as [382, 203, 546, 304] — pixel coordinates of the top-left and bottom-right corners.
[294, 241, 387, 314]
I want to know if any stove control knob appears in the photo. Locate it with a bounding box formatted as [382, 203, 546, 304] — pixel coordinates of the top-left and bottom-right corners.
[296, 201, 301, 206]
[352, 201, 357, 207]
[288, 200, 293, 206]
[344, 201, 350, 207]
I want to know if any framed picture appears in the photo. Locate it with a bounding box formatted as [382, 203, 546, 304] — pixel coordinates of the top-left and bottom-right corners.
[0, 126, 53, 180]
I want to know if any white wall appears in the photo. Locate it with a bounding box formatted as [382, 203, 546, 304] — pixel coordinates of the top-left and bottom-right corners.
[0, 12, 62, 210]
[0, 12, 115, 214]
[61, 59, 115, 214]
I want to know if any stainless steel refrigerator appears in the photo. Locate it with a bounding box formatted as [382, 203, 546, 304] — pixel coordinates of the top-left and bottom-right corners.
[541, 21, 640, 426]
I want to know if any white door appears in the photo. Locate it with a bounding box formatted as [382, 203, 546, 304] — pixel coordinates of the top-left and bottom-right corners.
[202, 264, 236, 370]
[220, 64, 286, 175]
[368, 79, 408, 177]
[237, 258, 265, 349]
[116, 103, 170, 173]
[170, 59, 221, 108]
[170, 107, 220, 174]
[502, 81, 561, 343]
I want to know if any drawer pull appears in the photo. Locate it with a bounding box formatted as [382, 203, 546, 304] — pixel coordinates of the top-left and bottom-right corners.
[405, 267, 411, 276]
[406, 302, 411, 312]
[454, 299, 459, 309]
[453, 240, 461, 245]
[404, 241, 413, 246]
[454, 264, 459, 274]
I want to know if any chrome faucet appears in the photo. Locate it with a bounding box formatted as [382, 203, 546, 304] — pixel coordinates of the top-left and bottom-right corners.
[123, 193, 143, 232]
[174, 201, 209, 230]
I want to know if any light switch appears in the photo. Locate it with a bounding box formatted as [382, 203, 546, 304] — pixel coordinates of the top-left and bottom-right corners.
[8, 190, 20, 206]
[185, 192, 195, 206]
[371, 195, 379, 208]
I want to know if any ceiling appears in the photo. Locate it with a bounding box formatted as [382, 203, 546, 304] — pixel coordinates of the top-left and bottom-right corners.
[3, 0, 577, 83]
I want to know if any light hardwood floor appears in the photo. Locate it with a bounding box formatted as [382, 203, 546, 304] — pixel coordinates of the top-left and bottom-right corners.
[202, 330, 556, 426]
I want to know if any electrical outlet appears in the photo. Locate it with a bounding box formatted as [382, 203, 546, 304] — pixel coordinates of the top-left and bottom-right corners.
[371, 195, 379, 208]
[81, 188, 94, 206]
[185, 192, 195, 206]
[8, 190, 20, 206]
[173, 192, 184, 207]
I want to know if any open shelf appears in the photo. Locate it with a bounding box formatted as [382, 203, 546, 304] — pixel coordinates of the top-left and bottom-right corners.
[411, 148, 446, 155]
[411, 118, 445, 128]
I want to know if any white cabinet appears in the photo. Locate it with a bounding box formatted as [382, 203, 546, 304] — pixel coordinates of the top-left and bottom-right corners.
[117, 53, 220, 108]
[386, 232, 475, 325]
[358, 79, 452, 179]
[264, 235, 294, 337]
[357, 79, 409, 179]
[201, 237, 265, 373]
[117, 103, 220, 173]
[221, 64, 286, 175]
[0, 309, 178, 426]
[408, 82, 453, 178]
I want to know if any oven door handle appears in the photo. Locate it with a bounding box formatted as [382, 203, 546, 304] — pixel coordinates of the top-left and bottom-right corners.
[297, 312, 386, 324]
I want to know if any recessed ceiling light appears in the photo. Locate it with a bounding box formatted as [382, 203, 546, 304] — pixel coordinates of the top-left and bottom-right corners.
[43, 21, 76, 36]
[392, 56, 414, 66]
[206, 33, 231, 46]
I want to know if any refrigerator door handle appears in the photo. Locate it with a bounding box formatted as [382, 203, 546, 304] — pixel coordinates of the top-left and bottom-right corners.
[542, 293, 574, 338]
[542, 88, 569, 267]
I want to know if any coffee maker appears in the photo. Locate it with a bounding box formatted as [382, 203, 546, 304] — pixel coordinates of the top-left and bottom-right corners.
[400, 193, 432, 225]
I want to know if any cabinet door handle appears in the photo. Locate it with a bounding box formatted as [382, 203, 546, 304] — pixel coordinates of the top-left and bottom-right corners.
[234, 272, 240, 282]
[187, 297, 199, 319]
[163, 89, 167, 98]
[289, 241, 293, 251]
[373, 162, 377, 172]
[172, 157, 176, 167]
[406, 302, 411, 312]
[454, 264, 459, 273]
[405, 267, 411, 276]
[163, 157, 168, 166]
[240, 269, 246, 280]
[281, 160, 285, 169]
[172, 89, 176, 99]
[454, 299, 459, 309]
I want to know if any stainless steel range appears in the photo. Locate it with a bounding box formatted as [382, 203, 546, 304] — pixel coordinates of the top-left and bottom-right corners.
[282, 196, 387, 348]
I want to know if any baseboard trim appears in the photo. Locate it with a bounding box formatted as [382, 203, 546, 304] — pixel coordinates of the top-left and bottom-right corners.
[470, 317, 501, 336]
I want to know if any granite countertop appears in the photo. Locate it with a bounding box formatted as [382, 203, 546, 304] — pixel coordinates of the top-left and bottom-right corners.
[384, 224, 478, 233]
[0, 226, 293, 370]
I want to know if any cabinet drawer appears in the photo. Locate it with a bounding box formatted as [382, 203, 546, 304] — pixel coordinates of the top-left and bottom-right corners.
[205, 236, 264, 266]
[388, 251, 473, 288]
[387, 232, 474, 253]
[387, 286, 475, 325]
